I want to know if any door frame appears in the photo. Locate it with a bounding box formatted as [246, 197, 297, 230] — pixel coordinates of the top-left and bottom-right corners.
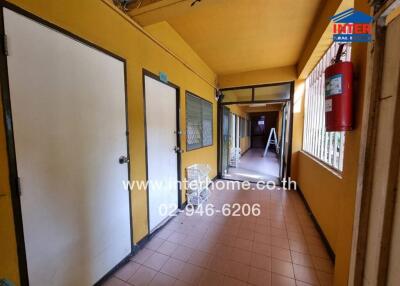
[279, 103, 288, 180]
[142, 69, 182, 235]
[349, 1, 400, 285]
[0, 2, 133, 285]
[220, 106, 231, 174]
[217, 81, 295, 180]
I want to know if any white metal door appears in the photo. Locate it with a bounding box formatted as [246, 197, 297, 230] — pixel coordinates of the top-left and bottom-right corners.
[144, 76, 178, 232]
[4, 8, 131, 286]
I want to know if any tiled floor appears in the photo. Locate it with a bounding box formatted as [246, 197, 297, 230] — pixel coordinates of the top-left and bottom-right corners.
[103, 183, 334, 286]
[223, 148, 280, 183]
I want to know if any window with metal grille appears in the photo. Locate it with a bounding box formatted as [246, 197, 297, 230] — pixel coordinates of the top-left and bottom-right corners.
[302, 43, 351, 172]
[186, 92, 213, 151]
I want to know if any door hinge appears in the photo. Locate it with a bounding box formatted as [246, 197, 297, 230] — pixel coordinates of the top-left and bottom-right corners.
[17, 177, 22, 196]
[2, 34, 8, 56]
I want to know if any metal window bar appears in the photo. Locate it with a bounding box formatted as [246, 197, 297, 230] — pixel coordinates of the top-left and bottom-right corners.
[302, 43, 351, 172]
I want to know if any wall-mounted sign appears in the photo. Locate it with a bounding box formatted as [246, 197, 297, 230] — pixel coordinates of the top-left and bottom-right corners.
[325, 74, 343, 96]
[331, 8, 373, 42]
[159, 71, 168, 83]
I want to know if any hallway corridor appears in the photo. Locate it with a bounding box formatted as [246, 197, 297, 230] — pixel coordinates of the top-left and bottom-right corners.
[104, 184, 333, 286]
[224, 148, 280, 183]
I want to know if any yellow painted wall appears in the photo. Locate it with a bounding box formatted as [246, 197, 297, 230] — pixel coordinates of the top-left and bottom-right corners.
[293, 1, 369, 285]
[242, 104, 282, 114]
[218, 66, 297, 88]
[0, 1, 218, 285]
[228, 105, 251, 153]
[291, 80, 305, 180]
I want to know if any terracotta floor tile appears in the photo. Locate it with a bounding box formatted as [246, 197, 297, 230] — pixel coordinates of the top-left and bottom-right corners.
[149, 272, 176, 286]
[160, 257, 185, 278]
[145, 237, 165, 251]
[218, 233, 236, 246]
[312, 257, 334, 274]
[295, 281, 313, 286]
[156, 229, 173, 240]
[286, 223, 302, 234]
[199, 269, 225, 286]
[235, 237, 254, 251]
[157, 241, 179, 256]
[128, 265, 157, 286]
[252, 241, 271, 256]
[271, 273, 296, 286]
[237, 229, 255, 241]
[271, 247, 292, 262]
[293, 265, 319, 285]
[102, 277, 130, 286]
[167, 232, 187, 244]
[289, 240, 309, 254]
[271, 227, 287, 238]
[316, 270, 333, 286]
[271, 258, 295, 279]
[216, 243, 233, 259]
[114, 261, 141, 281]
[173, 280, 192, 286]
[131, 248, 155, 264]
[224, 260, 250, 281]
[180, 234, 201, 248]
[187, 249, 213, 268]
[223, 276, 249, 286]
[178, 263, 205, 284]
[231, 247, 252, 264]
[254, 233, 270, 244]
[287, 232, 306, 242]
[170, 245, 194, 262]
[308, 245, 330, 260]
[250, 253, 271, 271]
[143, 252, 169, 271]
[118, 183, 334, 286]
[208, 256, 228, 273]
[248, 267, 271, 286]
[305, 236, 325, 249]
[291, 252, 314, 268]
[196, 238, 217, 254]
[271, 236, 290, 249]
[255, 226, 269, 235]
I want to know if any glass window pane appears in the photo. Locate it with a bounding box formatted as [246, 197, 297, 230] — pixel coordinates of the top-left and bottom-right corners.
[222, 88, 252, 103]
[254, 84, 291, 101]
[202, 101, 213, 146]
[186, 94, 202, 150]
[186, 92, 213, 150]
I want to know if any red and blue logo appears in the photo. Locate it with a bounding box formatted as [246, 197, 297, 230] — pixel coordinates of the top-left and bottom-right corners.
[331, 8, 373, 42]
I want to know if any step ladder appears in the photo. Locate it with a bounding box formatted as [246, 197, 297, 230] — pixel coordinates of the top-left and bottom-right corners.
[263, 128, 279, 157]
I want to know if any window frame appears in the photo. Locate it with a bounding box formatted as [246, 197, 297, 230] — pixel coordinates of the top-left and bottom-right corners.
[302, 43, 350, 173]
[185, 91, 213, 151]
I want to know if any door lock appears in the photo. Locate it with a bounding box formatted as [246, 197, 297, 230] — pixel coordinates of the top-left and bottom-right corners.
[174, 146, 184, 154]
[119, 155, 130, 164]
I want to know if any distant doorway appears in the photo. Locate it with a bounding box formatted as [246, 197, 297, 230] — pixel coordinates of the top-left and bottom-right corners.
[250, 112, 279, 149]
[218, 82, 294, 185]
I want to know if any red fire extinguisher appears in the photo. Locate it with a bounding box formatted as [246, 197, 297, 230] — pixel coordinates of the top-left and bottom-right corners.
[325, 44, 353, 132]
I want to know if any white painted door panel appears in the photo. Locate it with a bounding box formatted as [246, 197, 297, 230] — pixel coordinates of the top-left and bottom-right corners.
[144, 76, 178, 232]
[4, 8, 131, 286]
